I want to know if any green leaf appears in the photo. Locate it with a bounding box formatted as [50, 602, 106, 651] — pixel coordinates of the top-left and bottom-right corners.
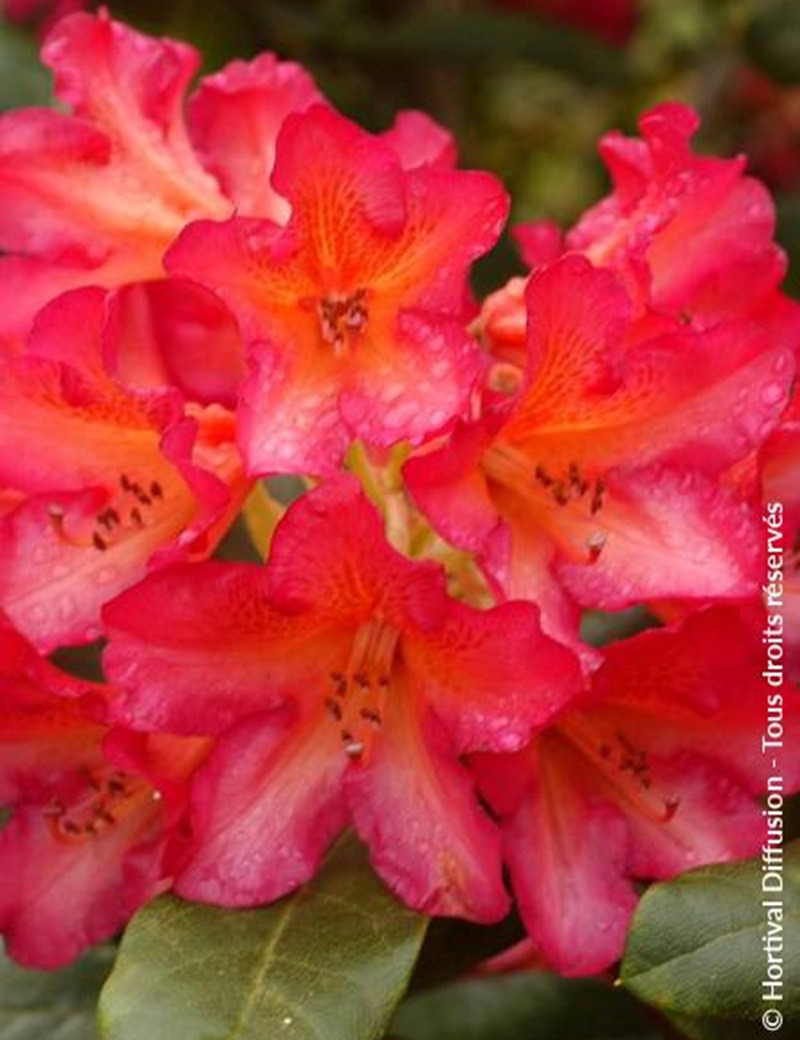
[0, 943, 114, 1040]
[245, 3, 631, 86]
[620, 840, 800, 1038]
[745, 0, 800, 86]
[392, 971, 659, 1040]
[99, 838, 428, 1040]
[0, 22, 50, 110]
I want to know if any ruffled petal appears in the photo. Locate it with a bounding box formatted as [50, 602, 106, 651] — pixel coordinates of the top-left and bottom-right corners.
[347, 688, 508, 922]
[0, 783, 166, 968]
[176, 708, 347, 905]
[103, 560, 345, 733]
[555, 466, 761, 609]
[499, 736, 637, 976]
[187, 52, 322, 221]
[404, 598, 581, 753]
[264, 477, 447, 631]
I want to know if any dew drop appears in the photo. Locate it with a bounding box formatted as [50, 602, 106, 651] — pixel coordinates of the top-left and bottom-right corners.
[761, 384, 785, 406]
[773, 353, 789, 374]
[97, 566, 120, 587]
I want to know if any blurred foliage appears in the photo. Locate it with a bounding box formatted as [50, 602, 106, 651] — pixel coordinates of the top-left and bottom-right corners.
[4, 0, 800, 291]
[0, 943, 114, 1040]
[393, 971, 662, 1040]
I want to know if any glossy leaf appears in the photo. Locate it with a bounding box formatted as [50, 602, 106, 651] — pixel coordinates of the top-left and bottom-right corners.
[0, 943, 113, 1040]
[0, 22, 50, 110]
[620, 841, 800, 1037]
[392, 971, 659, 1040]
[99, 838, 428, 1040]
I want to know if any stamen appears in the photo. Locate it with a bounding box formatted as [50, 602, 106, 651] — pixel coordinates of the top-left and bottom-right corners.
[558, 716, 681, 826]
[316, 289, 369, 357]
[43, 769, 146, 843]
[326, 619, 399, 763]
[586, 531, 607, 563]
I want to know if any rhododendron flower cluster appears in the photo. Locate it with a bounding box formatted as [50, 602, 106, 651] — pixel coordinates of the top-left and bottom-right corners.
[1, 9, 798, 979]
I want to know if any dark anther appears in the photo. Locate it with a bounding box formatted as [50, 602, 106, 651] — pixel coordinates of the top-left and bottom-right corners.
[534, 464, 553, 487]
[92, 532, 108, 552]
[130, 507, 143, 527]
[150, 481, 164, 499]
[590, 479, 605, 515]
[325, 696, 343, 721]
[663, 797, 680, 821]
[120, 474, 133, 491]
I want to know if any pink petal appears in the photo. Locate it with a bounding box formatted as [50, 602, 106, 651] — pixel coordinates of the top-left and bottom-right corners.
[380, 110, 457, 171]
[187, 52, 322, 221]
[176, 708, 347, 905]
[264, 477, 447, 631]
[0, 775, 166, 968]
[404, 598, 581, 753]
[555, 466, 762, 609]
[347, 693, 508, 922]
[104, 280, 246, 408]
[103, 560, 345, 733]
[500, 738, 637, 976]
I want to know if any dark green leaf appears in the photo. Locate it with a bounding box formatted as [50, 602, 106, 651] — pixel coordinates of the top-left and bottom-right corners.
[620, 841, 800, 1038]
[0, 22, 50, 110]
[0, 943, 114, 1040]
[245, 4, 631, 86]
[745, 0, 800, 86]
[392, 972, 659, 1040]
[99, 838, 427, 1040]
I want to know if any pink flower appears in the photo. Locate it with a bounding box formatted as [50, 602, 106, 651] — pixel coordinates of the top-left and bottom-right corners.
[474, 607, 800, 977]
[0, 285, 249, 650]
[0, 10, 321, 349]
[166, 104, 509, 475]
[515, 103, 793, 331]
[0, 614, 208, 967]
[102, 477, 580, 920]
[406, 255, 788, 646]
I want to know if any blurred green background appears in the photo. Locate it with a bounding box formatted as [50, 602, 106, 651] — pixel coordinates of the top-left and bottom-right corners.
[3, 0, 800, 296]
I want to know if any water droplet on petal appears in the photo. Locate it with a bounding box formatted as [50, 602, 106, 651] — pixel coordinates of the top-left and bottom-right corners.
[761, 384, 785, 406]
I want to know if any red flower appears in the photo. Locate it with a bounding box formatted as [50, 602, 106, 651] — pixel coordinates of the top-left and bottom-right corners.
[474, 607, 800, 976]
[0, 285, 249, 650]
[514, 103, 793, 332]
[103, 477, 580, 920]
[406, 255, 787, 645]
[0, 614, 208, 967]
[166, 104, 509, 475]
[0, 10, 320, 349]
